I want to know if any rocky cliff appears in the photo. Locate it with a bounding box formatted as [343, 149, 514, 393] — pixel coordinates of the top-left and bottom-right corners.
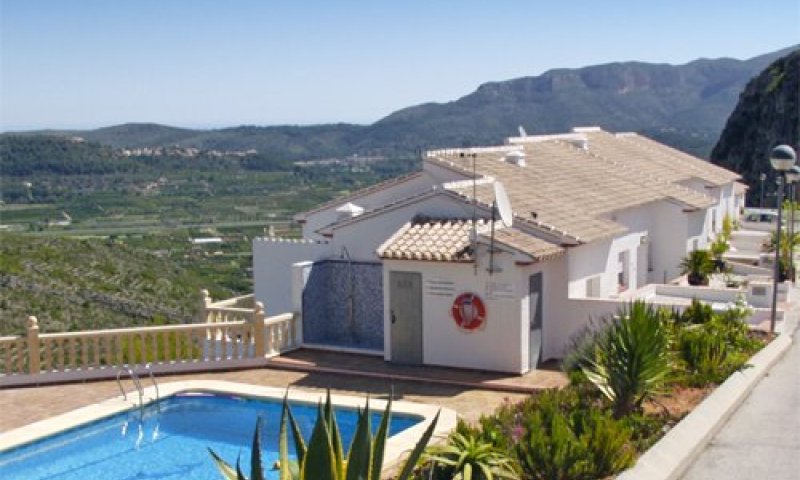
[711, 49, 799, 202]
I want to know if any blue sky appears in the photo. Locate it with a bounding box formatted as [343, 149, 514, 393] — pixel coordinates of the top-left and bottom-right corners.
[1, 0, 798, 131]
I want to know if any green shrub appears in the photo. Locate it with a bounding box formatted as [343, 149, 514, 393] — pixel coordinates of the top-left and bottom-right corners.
[418, 431, 519, 480]
[513, 390, 635, 480]
[680, 250, 714, 286]
[579, 301, 673, 418]
[677, 304, 763, 386]
[678, 325, 730, 385]
[678, 298, 714, 325]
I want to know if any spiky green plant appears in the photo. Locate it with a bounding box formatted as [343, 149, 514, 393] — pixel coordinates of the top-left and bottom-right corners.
[209, 391, 439, 480]
[680, 250, 714, 286]
[580, 301, 673, 418]
[419, 431, 519, 480]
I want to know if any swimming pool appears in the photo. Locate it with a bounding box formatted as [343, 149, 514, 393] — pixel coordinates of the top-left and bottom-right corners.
[0, 381, 454, 480]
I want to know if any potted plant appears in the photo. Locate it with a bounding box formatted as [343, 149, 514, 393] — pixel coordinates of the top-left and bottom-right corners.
[680, 249, 714, 286]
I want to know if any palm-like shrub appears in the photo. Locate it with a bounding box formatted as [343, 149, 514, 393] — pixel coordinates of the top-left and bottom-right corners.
[419, 431, 519, 480]
[680, 250, 714, 286]
[209, 392, 438, 480]
[579, 301, 673, 418]
[709, 237, 730, 272]
[765, 230, 800, 281]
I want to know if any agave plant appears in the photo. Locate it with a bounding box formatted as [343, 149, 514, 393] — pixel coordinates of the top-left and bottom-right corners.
[580, 301, 673, 418]
[209, 391, 439, 480]
[419, 431, 519, 480]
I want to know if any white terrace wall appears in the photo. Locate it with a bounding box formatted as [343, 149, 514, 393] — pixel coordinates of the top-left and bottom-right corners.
[300, 172, 440, 240]
[253, 237, 331, 315]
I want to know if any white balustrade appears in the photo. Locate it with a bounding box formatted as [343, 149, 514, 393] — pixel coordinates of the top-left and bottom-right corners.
[1, 291, 300, 385]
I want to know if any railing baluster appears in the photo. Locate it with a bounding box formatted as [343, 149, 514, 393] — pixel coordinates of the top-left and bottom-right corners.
[17, 339, 27, 373]
[57, 338, 65, 370]
[220, 326, 229, 360]
[43, 338, 52, 372]
[115, 334, 123, 367]
[81, 337, 89, 369]
[93, 336, 100, 368]
[150, 332, 158, 364]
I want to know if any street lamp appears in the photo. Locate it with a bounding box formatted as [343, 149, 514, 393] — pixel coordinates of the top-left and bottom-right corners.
[784, 165, 800, 282]
[769, 145, 797, 334]
[760, 173, 767, 208]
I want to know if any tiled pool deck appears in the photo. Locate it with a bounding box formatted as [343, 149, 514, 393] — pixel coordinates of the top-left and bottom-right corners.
[0, 349, 567, 432]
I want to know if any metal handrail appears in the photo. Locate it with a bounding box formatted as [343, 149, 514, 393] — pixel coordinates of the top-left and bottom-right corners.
[116, 367, 145, 418]
[145, 363, 160, 412]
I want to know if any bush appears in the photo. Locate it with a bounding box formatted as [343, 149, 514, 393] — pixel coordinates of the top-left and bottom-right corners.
[680, 250, 714, 286]
[418, 431, 519, 480]
[578, 301, 673, 418]
[678, 298, 714, 325]
[513, 390, 635, 480]
[677, 303, 763, 386]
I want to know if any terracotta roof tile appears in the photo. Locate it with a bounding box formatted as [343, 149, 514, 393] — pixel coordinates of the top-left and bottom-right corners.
[377, 217, 564, 262]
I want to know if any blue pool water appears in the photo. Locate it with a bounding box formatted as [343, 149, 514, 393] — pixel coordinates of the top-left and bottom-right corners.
[0, 393, 420, 479]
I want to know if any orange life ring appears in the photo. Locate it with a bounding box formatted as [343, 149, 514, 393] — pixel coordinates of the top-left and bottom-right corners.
[451, 293, 486, 331]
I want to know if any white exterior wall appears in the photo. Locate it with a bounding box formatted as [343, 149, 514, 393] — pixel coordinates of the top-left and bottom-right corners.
[253, 238, 331, 315]
[382, 246, 557, 373]
[536, 255, 571, 361]
[330, 194, 484, 261]
[300, 173, 440, 240]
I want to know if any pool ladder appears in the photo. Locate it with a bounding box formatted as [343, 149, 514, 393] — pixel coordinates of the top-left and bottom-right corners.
[116, 364, 161, 418]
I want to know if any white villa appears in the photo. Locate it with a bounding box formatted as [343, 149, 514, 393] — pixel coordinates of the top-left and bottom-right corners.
[254, 127, 748, 374]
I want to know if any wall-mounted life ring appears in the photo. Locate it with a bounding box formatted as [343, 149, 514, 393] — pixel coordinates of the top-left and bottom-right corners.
[451, 293, 486, 331]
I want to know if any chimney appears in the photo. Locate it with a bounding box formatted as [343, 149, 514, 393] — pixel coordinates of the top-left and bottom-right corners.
[504, 150, 527, 167]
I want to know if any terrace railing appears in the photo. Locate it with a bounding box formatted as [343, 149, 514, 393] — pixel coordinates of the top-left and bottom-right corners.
[0, 296, 300, 387]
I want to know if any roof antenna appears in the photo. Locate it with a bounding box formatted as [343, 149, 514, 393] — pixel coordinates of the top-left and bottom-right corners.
[488, 181, 513, 275]
[471, 152, 478, 275]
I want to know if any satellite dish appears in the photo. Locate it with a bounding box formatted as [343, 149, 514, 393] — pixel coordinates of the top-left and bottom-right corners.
[518, 125, 528, 137]
[494, 181, 513, 228]
[486, 181, 513, 276]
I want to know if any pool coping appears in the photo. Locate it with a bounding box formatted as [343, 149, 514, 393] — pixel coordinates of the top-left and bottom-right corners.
[0, 380, 457, 474]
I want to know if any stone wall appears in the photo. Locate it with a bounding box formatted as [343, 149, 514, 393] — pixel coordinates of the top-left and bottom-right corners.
[302, 260, 384, 351]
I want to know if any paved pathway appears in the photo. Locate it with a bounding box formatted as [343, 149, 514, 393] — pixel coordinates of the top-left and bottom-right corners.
[682, 317, 800, 479]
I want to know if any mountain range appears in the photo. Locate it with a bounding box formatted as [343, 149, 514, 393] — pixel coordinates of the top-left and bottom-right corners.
[14, 45, 798, 160]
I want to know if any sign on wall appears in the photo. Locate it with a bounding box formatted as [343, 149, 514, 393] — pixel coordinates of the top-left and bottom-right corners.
[425, 278, 455, 297]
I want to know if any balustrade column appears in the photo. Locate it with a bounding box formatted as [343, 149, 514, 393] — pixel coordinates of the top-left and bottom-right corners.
[27, 316, 40, 375]
[252, 302, 266, 358]
[199, 289, 212, 323]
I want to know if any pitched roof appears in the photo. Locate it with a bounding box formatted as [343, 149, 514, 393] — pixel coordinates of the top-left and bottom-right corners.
[427, 128, 739, 242]
[377, 217, 564, 262]
[294, 171, 424, 221]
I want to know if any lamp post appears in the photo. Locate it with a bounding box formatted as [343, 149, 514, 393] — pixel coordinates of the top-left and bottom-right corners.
[760, 173, 767, 208]
[769, 145, 797, 334]
[785, 165, 800, 282]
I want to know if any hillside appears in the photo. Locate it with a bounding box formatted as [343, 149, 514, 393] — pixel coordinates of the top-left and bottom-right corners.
[33, 45, 796, 159]
[711, 49, 800, 200]
[0, 234, 210, 335]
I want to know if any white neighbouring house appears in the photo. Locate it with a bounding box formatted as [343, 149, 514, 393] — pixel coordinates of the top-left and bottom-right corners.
[254, 127, 746, 373]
